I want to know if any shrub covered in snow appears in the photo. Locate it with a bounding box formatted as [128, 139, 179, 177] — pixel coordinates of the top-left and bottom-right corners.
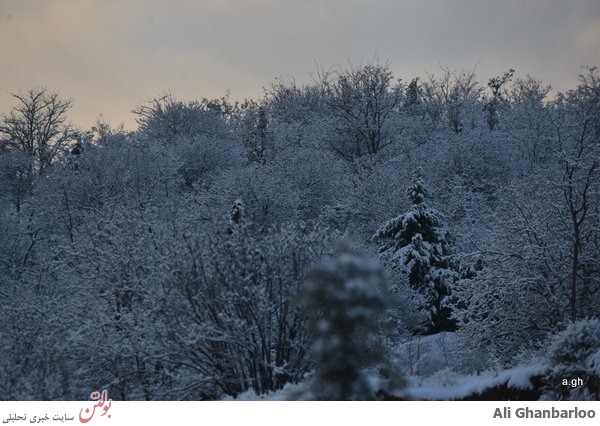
[542, 319, 600, 400]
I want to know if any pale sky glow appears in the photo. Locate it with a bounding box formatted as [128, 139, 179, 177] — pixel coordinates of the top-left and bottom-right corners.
[0, 0, 598, 129]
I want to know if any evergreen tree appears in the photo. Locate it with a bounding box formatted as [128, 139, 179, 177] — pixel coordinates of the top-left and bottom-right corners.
[300, 248, 398, 400]
[405, 77, 421, 114]
[373, 168, 459, 334]
[227, 198, 245, 234]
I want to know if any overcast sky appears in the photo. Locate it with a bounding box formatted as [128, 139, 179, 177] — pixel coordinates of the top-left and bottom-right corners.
[1, 0, 598, 129]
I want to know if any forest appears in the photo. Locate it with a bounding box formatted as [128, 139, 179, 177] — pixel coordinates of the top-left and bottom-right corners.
[0, 61, 598, 400]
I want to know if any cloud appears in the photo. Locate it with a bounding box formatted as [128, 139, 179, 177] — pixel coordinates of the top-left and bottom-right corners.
[0, 0, 598, 128]
[577, 21, 600, 53]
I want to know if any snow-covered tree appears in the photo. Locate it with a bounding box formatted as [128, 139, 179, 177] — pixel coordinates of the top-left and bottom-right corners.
[552, 67, 600, 321]
[228, 198, 245, 230]
[483, 69, 514, 130]
[300, 248, 401, 400]
[208, 162, 301, 230]
[373, 168, 460, 334]
[0, 88, 75, 176]
[507, 76, 553, 166]
[323, 60, 403, 161]
[455, 156, 599, 364]
[231, 100, 274, 164]
[133, 93, 231, 143]
[421, 67, 482, 133]
[163, 222, 333, 398]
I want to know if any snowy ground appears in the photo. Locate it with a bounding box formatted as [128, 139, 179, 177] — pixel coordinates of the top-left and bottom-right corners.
[230, 332, 549, 401]
[404, 364, 547, 400]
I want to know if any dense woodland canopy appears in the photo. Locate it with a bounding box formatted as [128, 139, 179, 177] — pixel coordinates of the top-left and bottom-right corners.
[0, 62, 599, 400]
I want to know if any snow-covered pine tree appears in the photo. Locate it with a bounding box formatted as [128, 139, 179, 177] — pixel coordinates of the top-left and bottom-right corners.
[227, 198, 245, 234]
[300, 247, 400, 400]
[372, 167, 459, 334]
